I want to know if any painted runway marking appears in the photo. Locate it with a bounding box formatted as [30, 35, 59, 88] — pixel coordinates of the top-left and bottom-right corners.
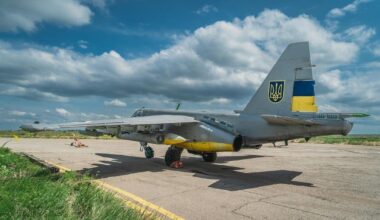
[43, 160, 184, 220]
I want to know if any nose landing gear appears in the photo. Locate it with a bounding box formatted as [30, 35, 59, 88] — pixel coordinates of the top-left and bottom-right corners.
[140, 142, 154, 159]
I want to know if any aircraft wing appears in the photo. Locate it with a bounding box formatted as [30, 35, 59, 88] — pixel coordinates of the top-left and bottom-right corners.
[60, 115, 198, 128]
[261, 114, 320, 126]
[21, 115, 199, 131]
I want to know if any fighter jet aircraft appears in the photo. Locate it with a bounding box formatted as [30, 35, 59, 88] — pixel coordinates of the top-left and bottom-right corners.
[21, 42, 369, 166]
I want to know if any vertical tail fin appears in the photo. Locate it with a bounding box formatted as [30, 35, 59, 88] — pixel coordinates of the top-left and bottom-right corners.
[242, 42, 318, 115]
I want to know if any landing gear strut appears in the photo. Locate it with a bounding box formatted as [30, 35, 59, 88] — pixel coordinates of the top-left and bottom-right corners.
[165, 146, 183, 167]
[140, 142, 154, 159]
[202, 152, 217, 162]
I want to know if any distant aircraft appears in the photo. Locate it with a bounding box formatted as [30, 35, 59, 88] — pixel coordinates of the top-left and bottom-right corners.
[21, 42, 369, 166]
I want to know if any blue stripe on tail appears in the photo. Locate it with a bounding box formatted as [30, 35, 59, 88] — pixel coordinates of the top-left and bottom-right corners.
[293, 80, 315, 96]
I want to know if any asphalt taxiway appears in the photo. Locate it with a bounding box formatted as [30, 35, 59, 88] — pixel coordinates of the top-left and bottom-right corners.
[3, 138, 380, 219]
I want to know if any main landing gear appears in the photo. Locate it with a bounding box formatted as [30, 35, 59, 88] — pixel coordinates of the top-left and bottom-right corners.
[165, 146, 183, 167]
[140, 142, 154, 159]
[164, 146, 218, 168]
[202, 152, 217, 162]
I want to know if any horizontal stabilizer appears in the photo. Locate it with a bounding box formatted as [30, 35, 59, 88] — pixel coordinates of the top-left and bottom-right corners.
[335, 113, 370, 118]
[261, 114, 320, 126]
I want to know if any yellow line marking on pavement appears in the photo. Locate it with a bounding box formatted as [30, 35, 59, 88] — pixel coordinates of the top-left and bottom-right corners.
[93, 180, 157, 219]
[44, 160, 71, 173]
[92, 180, 184, 220]
[43, 159, 184, 220]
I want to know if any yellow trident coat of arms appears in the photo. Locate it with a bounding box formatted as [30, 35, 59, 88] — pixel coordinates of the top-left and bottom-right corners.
[269, 81, 285, 102]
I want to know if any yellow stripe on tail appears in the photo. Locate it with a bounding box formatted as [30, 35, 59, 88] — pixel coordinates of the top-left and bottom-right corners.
[291, 96, 318, 112]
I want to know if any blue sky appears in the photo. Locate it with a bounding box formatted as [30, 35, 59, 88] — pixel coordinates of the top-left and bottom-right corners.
[0, 0, 379, 134]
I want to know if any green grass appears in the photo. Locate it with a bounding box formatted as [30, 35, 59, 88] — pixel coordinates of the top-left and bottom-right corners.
[0, 147, 145, 220]
[0, 130, 113, 139]
[295, 135, 380, 146]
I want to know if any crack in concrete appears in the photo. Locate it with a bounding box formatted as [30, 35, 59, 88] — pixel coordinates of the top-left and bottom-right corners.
[262, 200, 332, 218]
[257, 194, 286, 202]
[149, 187, 203, 201]
[231, 201, 256, 220]
[230, 194, 284, 220]
[231, 194, 333, 219]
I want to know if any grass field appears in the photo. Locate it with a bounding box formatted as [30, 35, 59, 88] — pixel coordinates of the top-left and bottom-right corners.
[294, 135, 380, 146]
[0, 130, 113, 139]
[0, 147, 145, 220]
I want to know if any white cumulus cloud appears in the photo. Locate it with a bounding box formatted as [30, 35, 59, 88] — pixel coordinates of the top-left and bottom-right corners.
[343, 25, 375, 44]
[0, 10, 362, 104]
[370, 42, 380, 57]
[327, 0, 371, 18]
[0, 0, 93, 32]
[196, 5, 218, 14]
[9, 110, 34, 117]
[104, 99, 127, 107]
[55, 108, 71, 117]
[0, 86, 68, 102]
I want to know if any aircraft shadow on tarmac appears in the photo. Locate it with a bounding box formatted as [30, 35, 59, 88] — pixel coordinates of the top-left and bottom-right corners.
[80, 153, 313, 191]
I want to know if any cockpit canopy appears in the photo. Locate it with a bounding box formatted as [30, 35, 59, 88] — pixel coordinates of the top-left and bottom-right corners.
[131, 108, 145, 117]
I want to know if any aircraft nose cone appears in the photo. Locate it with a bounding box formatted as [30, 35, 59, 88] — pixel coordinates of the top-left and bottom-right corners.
[342, 120, 353, 135]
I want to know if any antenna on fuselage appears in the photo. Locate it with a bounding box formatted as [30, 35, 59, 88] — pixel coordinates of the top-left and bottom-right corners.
[175, 103, 181, 111]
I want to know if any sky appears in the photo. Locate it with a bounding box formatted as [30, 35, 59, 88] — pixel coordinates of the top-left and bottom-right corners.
[0, 0, 379, 134]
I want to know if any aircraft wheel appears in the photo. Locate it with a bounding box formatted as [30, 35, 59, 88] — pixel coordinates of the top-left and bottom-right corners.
[202, 152, 217, 162]
[144, 146, 154, 159]
[165, 146, 183, 166]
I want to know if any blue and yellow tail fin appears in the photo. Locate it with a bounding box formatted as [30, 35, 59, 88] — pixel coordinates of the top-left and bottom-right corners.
[242, 42, 317, 115]
[291, 80, 318, 112]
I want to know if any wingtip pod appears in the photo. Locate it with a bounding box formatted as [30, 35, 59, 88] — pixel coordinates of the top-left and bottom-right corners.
[351, 113, 370, 118]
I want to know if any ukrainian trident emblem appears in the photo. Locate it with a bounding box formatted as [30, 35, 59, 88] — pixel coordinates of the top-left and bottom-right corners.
[269, 81, 284, 102]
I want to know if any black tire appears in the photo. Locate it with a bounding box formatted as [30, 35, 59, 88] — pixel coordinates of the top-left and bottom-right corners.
[165, 146, 182, 166]
[202, 152, 217, 162]
[144, 146, 154, 159]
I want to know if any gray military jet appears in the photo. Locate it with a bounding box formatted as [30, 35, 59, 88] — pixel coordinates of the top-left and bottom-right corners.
[21, 42, 369, 166]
